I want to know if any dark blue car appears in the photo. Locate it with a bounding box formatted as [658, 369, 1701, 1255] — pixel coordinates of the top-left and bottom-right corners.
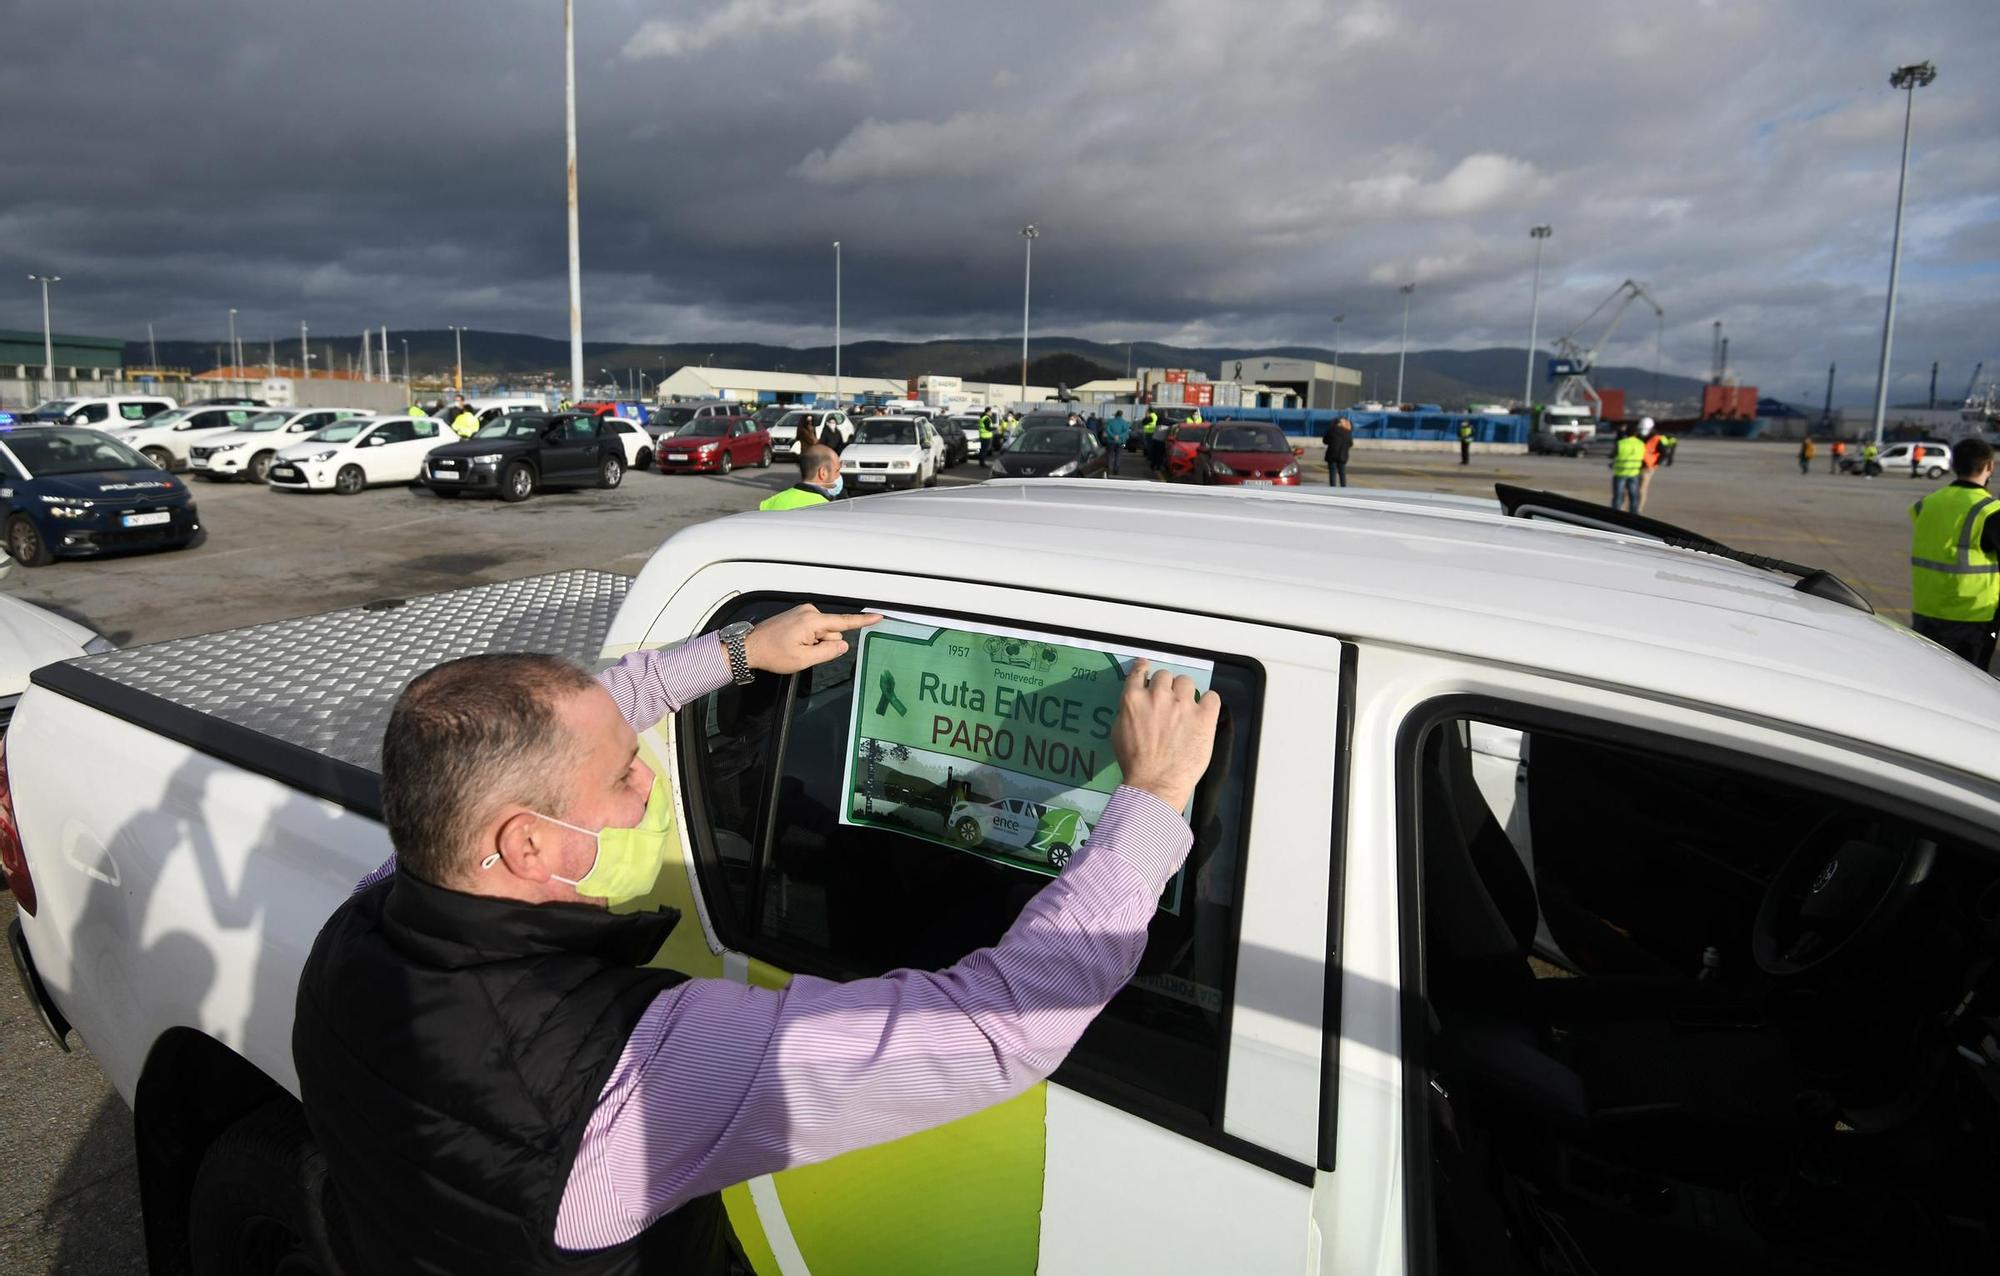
[0, 425, 203, 566]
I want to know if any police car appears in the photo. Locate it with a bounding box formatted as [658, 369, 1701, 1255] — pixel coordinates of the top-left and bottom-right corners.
[946, 796, 1091, 868]
[0, 424, 203, 566]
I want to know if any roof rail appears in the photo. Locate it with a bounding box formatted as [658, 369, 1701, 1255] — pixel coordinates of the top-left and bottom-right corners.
[1493, 483, 1874, 614]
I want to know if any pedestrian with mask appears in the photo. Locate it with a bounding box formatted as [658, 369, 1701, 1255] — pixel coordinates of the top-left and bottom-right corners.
[295, 609, 1223, 1274]
[1908, 437, 1998, 672]
[759, 444, 842, 510]
[1324, 414, 1354, 487]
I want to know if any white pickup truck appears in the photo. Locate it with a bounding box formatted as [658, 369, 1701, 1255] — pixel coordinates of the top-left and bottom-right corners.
[7, 482, 2000, 1276]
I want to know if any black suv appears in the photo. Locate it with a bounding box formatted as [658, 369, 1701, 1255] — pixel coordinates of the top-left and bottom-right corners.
[421, 412, 627, 502]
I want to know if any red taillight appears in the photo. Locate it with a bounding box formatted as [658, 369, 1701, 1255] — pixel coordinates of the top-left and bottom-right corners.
[0, 731, 33, 916]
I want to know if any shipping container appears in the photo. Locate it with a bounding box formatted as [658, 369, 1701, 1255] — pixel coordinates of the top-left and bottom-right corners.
[1184, 382, 1214, 407]
[1164, 369, 1188, 384]
[1593, 388, 1626, 423]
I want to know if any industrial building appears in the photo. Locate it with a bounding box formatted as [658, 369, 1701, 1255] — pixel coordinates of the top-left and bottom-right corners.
[1, 329, 124, 382]
[653, 366, 1060, 410]
[1215, 356, 1361, 410]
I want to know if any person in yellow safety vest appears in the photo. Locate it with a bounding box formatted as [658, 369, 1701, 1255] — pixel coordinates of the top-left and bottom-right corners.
[1457, 419, 1474, 466]
[1862, 441, 1881, 477]
[759, 444, 843, 510]
[1609, 422, 1644, 514]
[450, 404, 479, 439]
[408, 404, 426, 420]
[977, 410, 995, 464]
[1908, 437, 1998, 671]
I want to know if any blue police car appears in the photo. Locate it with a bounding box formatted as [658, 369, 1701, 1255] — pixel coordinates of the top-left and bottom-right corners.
[0, 424, 203, 566]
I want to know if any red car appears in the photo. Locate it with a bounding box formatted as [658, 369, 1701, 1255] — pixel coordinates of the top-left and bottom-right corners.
[655, 415, 773, 474]
[1158, 422, 1209, 480]
[1185, 421, 1302, 486]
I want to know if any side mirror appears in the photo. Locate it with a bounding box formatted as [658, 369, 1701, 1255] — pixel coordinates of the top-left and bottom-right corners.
[364, 436, 385, 447]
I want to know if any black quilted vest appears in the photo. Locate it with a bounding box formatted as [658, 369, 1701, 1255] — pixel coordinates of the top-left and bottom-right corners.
[293, 871, 732, 1275]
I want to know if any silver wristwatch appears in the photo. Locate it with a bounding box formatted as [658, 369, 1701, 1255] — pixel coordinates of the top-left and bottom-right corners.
[720, 621, 755, 685]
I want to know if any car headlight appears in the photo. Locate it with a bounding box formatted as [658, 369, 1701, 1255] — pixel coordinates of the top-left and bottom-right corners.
[467, 452, 505, 465]
[211, 441, 246, 453]
[1209, 459, 1235, 475]
[307, 449, 339, 462]
[1048, 461, 1078, 477]
[890, 459, 913, 470]
[38, 495, 94, 518]
[1279, 462, 1299, 478]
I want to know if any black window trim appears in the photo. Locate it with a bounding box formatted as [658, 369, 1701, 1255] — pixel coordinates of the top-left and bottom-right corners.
[1392, 691, 2000, 1276]
[674, 589, 1313, 1187]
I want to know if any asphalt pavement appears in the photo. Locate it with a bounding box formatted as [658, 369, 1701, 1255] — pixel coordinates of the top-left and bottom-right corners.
[0, 437, 1931, 1272]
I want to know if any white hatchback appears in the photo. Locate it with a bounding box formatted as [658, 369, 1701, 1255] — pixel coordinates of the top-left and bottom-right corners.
[1843, 439, 1957, 478]
[266, 416, 449, 494]
[188, 408, 371, 483]
[840, 416, 944, 491]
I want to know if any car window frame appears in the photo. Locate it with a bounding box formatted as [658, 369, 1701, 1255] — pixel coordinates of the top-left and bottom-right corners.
[672, 587, 1301, 1170]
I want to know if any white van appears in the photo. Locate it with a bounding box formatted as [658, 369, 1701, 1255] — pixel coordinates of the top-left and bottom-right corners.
[24, 395, 178, 428]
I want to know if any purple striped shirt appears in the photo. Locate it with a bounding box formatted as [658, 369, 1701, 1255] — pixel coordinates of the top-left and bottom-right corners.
[354, 637, 1193, 1253]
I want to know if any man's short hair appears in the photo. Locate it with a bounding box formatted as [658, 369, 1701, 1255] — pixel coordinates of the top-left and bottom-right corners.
[381, 654, 598, 885]
[1954, 437, 1994, 478]
[798, 444, 838, 480]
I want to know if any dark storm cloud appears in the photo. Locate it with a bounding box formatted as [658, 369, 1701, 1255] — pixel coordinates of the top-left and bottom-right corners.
[2, 0, 1994, 403]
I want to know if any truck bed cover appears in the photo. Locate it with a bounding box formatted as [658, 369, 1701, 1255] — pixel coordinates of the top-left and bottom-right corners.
[28, 570, 631, 816]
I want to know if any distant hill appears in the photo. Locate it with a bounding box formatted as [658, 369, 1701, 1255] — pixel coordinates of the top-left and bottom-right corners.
[135, 330, 1712, 408]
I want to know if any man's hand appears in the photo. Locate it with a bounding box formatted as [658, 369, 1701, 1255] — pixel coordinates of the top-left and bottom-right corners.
[742, 605, 880, 674]
[1111, 658, 1221, 813]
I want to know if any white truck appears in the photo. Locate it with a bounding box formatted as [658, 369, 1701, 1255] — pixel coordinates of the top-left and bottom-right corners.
[7, 483, 2000, 1276]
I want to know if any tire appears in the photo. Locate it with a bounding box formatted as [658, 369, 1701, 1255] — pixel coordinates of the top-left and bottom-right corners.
[6, 515, 53, 567]
[333, 465, 366, 496]
[758, 445, 773, 469]
[500, 462, 535, 502]
[188, 1102, 347, 1276]
[142, 446, 173, 471]
[1048, 843, 1071, 870]
[248, 451, 276, 484]
[598, 455, 624, 489]
[1926, 465, 1947, 480]
[719, 451, 735, 476]
[952, 817, 984, 847]
[636, 448, 652, 470]
[924, 460, 939, 487]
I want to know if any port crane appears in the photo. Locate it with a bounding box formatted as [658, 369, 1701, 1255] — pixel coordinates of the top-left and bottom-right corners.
[1547, 279, 1664, 417]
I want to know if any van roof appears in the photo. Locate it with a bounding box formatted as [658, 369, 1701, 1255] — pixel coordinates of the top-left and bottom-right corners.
[650, 480, 2000, 780]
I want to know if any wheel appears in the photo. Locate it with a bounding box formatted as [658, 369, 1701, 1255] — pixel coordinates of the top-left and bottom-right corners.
[598, 455, 624, 489]
[188, 1102, 346, 1276]
[333, 465, 365, 496]
[248, 451, 276, 484]
[635, 448, 652, 470]
[142, 446, 173, 470]
[6, 515, 53, 567]
[719, 451, 735, 476]
[924, 460, 939, 487]
[1926, 465, 1947, 480]
[758, 445, 772, 468]
[1048, 843, 1071, 870]
[500, 462, 534, 502]
[952, 817, 983, 847]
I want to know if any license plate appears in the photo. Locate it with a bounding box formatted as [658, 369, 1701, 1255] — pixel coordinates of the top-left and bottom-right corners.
[856, 473, 886, 483]
[1242, 479, 1273, 487]
[189, 456, 209, 468]
[428, 467, 457, 480]
[668, 453, 689, 462]
[270, 466, 298, 479]
[122, 511, 171, 528]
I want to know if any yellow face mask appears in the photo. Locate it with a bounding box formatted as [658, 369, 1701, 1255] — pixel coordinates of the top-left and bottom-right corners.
[486, 777, 675, 905]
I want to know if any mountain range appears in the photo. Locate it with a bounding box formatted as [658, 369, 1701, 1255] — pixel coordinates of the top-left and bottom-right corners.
[139, 330, 1713, 409]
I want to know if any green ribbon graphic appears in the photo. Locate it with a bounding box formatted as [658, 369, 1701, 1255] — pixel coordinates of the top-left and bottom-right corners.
[875, 670, 908, 717]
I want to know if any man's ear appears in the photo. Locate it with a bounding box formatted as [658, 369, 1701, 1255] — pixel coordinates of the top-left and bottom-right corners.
[492, 809, 557, 883]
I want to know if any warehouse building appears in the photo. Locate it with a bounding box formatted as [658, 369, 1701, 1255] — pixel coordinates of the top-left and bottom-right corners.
[1, 329, 125, 381]
[655, 365, 1059, 409]
[1216, 356, 1361, 410]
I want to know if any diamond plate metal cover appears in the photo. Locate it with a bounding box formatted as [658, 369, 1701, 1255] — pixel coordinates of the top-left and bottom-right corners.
[78, 570, 632, 772]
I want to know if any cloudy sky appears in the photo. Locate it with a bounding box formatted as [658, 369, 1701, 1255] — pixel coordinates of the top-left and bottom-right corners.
[2, 0, 1993, 403]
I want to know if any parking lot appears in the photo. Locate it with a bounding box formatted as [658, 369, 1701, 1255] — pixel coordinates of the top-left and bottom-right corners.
[0, 437, 1930, 1272]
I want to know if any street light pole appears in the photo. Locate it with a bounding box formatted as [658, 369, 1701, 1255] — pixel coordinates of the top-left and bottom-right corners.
[299, 321, 309, 381]
[1395, 282, 1415, 405]
[401, 339, 410, 387]
[147, 321, 158, 372]
[1524, 225, 1551, 408]
[833, 240, 842, 406]
[29, 275, 60, 386]
[228, 308, 239, 379]
[1868, 60, 1937, 449]
[1331, 314, 1344, 408]
[564, 0, 584, 403]
[1019, 224, 1038, 407]
[448, 325, 465, 393]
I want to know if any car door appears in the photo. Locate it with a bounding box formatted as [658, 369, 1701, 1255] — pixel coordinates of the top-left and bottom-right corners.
[614, 561, 1344, 1274]
[541, 416, 599, 484]
[174, 409, 241, 459]
[352, 419, 407, 482]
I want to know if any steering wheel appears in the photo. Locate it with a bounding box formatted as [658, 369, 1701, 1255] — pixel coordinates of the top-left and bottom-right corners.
[1753, 818, 1937, 977]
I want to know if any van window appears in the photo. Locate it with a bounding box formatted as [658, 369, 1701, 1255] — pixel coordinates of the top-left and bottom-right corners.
[120, 402, 155, 421]
[680, 597, 1260, 1127]
[1407, 709, 2000, 1275]
[75, 402, 111, 423]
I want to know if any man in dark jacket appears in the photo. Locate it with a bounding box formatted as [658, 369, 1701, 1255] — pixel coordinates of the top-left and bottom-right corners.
[1323, 415, 1354, 487]
[294, 607, 1221, 1274]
